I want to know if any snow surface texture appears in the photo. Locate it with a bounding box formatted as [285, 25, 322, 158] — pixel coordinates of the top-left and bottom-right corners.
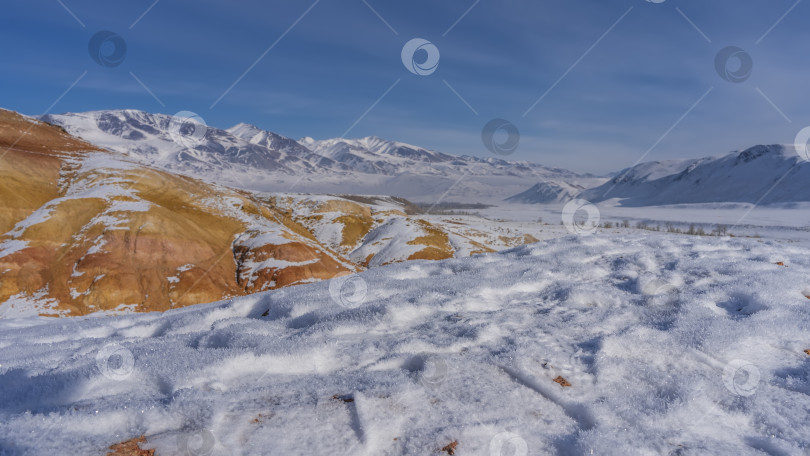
[1, 233, 809, 455]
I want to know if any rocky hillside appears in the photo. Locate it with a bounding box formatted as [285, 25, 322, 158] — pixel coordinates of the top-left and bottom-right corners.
[0, 109, 539, 317]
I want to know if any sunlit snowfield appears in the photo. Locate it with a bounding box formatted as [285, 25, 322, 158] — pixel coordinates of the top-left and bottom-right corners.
[1, 230, 809, 455]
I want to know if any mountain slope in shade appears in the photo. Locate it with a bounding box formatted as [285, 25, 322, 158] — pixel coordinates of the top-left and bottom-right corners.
[580, 145, 810, 206]
[41, 110, 599, 203]
[504, 181, 582, 204]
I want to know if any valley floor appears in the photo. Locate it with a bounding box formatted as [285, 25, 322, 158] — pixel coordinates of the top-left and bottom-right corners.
[1, 232, 810, 455]
[480, 202, 810, 243]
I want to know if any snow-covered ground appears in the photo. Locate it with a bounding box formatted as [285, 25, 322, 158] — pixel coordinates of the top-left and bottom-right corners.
[1, 233, 809, 455]
[480, 203, 810, 244]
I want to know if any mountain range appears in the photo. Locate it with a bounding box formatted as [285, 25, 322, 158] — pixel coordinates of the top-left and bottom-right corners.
[41, 110, 598, 204]
[580, 144, 810, 206]
[42, 109, 810, 208]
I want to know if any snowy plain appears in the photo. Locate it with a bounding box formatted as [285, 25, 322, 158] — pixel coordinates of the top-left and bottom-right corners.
[1, 232, 809, 455]
[480, 202, 810, 244]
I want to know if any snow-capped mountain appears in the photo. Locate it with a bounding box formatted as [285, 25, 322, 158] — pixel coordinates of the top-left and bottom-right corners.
[504, 181, 583, 204]
[41, 110, 336, 177]
[46, 110, 810, 208]
[41, 110, 598, 203]
[299, 135, 589, 180]
[301, 135, 454, 161]
[579, 145, 810, 206]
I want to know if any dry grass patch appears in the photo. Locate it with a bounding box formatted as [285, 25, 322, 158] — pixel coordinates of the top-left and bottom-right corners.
[315, 199, 371, 218]
[441, 440, 458, 455]
[106, 436, 153, 456]
[334, 215, 374, 247]
[553, 376, 572, 387]
[407, 220, 453, 261]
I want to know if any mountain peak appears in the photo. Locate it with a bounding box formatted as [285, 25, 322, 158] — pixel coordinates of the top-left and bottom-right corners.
[228, 122, 261, 131]
[735, 144, 787, 162]
[580, 143, 810, 206]
[226, 122, 265, 137]
[505, 181, 580, 204]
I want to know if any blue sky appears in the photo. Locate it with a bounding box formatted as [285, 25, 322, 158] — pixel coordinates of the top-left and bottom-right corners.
[1, 0, 808, 174]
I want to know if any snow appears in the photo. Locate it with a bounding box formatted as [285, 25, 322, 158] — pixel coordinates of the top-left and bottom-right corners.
[85, 236, 107, 256]
[348, 217, 424, 266]
[1, 233, 809, 454]
[0, 240, 28, 259]
[479, 202, 810, 244]
[0, 288, 67, 319]
[107, 200, 151, 213]
[5, 204, 58, 238]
